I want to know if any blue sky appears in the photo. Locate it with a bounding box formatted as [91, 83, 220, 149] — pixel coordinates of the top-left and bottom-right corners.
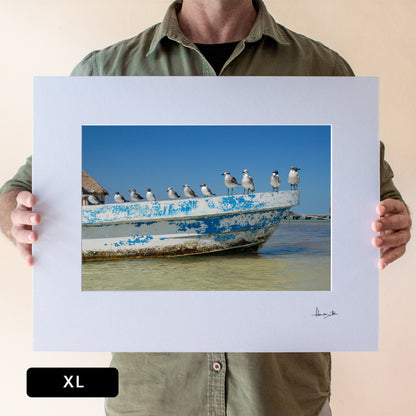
[82, 125, 331, 214]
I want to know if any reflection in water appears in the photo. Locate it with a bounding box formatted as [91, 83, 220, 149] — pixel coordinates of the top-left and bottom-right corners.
[82, 221, 330, 291]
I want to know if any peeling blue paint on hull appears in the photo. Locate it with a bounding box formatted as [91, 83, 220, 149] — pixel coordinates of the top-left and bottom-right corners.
[82, 191, 299, 260]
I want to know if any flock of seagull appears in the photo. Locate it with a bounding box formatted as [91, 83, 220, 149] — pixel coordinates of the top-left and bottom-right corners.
[85, 167, 300, 205]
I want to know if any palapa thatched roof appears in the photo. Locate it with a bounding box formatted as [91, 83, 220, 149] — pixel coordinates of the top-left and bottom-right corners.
[82, 170, 108, 195]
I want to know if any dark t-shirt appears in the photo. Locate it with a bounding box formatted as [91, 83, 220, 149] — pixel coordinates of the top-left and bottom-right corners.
[195, 41, 239, 75]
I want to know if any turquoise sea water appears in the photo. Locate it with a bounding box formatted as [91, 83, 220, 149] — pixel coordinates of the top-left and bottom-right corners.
[82, 220, 330, 291]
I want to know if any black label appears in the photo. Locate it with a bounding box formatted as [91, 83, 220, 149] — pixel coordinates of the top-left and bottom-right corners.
[27, 367, 118, 397]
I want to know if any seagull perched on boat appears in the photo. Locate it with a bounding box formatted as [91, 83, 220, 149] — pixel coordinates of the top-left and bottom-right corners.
[270, 170, 281, 192]
[146, 188, 156, 201]
[129, 188, 144, 202]
[87, 194, 101, 205]
[183, 184, 197, 198]
[222, 172, 240, 195]
[200, 184, 215, 197]
[114, 192, 127, 203]
[288, 167, 301, 190]
[82, 188, 102, 205]
[241, 169, 255, 194]
[167, 187, 181, 199]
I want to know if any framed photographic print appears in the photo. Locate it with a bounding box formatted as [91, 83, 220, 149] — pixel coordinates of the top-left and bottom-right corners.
[33, 76, 379, 351]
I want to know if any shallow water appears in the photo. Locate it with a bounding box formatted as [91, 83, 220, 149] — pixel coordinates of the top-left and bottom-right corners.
[82, 221, 330, 291]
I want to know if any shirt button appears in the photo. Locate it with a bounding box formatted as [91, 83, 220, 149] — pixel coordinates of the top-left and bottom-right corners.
[212, 362, 222, 372]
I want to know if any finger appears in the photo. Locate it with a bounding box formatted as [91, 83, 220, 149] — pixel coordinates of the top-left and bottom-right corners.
[378, 244, 407, 270]
[372, 214, 412, 233]
[372, 229, 411, 249]
[377, 199, 407, 217]
[12, 225, 38, 244]
[11, 207, 41, 226]
[16, 242, 34, 267]
[16, 191, 36, 209]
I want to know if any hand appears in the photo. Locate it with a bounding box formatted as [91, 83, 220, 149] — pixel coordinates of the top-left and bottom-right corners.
[372, 199, 411, 270]
[10, 191, 41, 266]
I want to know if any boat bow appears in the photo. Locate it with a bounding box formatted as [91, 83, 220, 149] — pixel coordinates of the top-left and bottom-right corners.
[82, 190, 299, 260]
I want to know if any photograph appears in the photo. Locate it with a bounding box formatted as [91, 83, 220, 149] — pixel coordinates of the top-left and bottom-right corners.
[29, 75, 381, 354]
[82, 125, 331, 291]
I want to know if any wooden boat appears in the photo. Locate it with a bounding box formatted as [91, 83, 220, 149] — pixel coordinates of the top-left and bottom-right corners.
[82, 190, 300, 260]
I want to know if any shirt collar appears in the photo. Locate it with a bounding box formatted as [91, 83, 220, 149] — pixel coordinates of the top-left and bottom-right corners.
[147, 0, 289, 56]
[246, 0, 290, 45]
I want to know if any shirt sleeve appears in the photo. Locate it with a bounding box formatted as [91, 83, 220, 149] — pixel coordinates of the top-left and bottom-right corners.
[70, 51, 97, 76]
[0, 156, 32, 195]
[380, 141, 403, 201]
[333, 52, 355, 76]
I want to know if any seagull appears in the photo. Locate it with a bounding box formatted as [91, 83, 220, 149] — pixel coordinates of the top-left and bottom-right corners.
[183, 184, 197, 198]
[129, 188, 144, 202]
[270, 170, 281, 192]
[114, 192, 127, 203]
[288, 167, 301, 190]
[241, 169, 255, 194]
[200, 184, 215, 197]
[167, 187, 181, 199]
[82, 188, 101, 204]
[146, 188, 156, 201]
[222, 172, 240, 195]
[87, 194, 101, 205]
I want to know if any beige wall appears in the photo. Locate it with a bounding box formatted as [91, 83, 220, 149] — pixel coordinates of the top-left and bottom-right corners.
[0, 1, 414, 414]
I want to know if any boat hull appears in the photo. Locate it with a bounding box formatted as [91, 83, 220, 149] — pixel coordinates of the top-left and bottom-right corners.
[82, 191, 299, 260]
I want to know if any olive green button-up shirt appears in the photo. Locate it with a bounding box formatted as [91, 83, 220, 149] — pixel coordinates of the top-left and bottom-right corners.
[0, 1, 403, 415]
[70, 0, 353, 78]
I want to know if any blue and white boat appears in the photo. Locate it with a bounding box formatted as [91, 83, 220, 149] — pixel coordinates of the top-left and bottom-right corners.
[82, 190, 300, 260]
